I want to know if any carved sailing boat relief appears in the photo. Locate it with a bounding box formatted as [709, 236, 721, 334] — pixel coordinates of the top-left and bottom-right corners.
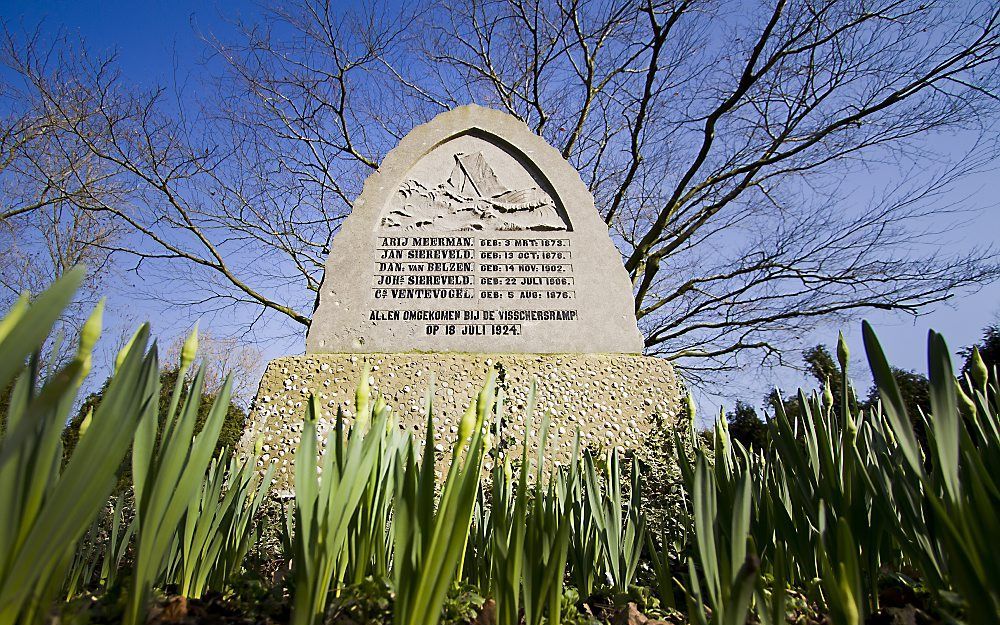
[381, 151, 570, 232]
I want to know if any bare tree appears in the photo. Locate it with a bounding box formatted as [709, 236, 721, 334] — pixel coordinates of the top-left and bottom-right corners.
[3, 1, 999, 380]
[0, 28, 124, 310]
[0, 26, 312, 338]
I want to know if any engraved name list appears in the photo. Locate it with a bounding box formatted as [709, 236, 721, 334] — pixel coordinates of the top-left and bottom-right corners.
[369, 234, 579, 338]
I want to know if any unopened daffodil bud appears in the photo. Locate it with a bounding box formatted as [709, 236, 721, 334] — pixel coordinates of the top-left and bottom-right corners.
[75, 301, 105, 380]
[477, 381, 493, 424]
[969, 346, 988, 390]
[717, 408, 730, 453]
[180, 323, 199, 369]
[845, 411, 858, 438]
[823, 378, 834, 409]
[78, 300, 105, 356]
[456, 402, 476, 454]
[957, 386, 977, 417]
[78, 407, 94, 440]
[837, 332, 850, 372]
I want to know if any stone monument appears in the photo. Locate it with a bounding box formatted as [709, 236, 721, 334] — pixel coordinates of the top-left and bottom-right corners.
[245, 105, 682, 485]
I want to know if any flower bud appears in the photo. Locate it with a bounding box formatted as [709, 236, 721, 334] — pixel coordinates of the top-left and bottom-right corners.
[458, 402, 476, 444]
[78, 356, 93, 380]
[837, 332, 850, 372]
[684, 391, 698, 441]
[78, 407, 94, 440]
[180, 323, 199, 369]
[477, 381, 493, 424]
[845, 411, 858, 439]
[78, 300, 105, 357]
[823, 377, 834, 409]
[75, 301, 105, 380]
[957, 386, 977, 417]
[969, 346, 988, 389]
[717, 408, 730, 454]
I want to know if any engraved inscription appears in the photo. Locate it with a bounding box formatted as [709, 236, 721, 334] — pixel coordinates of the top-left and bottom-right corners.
[370, 233, 579, 338]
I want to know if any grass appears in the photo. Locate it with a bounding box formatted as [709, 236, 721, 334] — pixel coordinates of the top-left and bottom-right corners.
[1, 273, 998, 625]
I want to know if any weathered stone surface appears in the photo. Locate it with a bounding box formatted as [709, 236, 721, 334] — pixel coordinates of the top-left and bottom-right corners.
[306, 105, 644, 354]
[247, 106, 684, 487]
[242, 353, 683, 490]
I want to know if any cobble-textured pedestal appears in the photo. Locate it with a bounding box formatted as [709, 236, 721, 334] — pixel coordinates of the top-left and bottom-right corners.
[242, 353, 683, 490]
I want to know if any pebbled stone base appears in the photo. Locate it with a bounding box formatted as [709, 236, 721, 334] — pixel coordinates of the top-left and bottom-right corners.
[241, 353, 684, 490]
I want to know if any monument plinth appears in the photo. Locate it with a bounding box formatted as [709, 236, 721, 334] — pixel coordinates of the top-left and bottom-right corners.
[245, 105, 682, 485]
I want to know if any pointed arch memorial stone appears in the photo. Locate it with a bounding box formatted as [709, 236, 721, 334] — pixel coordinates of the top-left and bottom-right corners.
[246, 106, 681, 487]
[306, 105, 644, 354]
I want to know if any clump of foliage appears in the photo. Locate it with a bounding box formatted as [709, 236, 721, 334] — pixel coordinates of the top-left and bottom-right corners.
[0, 271, 268, 625]
[665, 327, 1000, 625]
[0, 270, 146, 623]
[61, 366, 247, 491]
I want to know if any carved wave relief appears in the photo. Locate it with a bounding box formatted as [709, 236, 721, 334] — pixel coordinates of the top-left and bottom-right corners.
[381, 152, 569, 231]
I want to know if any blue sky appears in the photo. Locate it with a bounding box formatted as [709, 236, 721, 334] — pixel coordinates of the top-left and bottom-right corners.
[1, 0, 255, 80]
[4, 0, 998, 417]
